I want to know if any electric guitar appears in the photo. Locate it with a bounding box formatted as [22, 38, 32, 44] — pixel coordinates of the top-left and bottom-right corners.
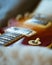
[0, 13, 52, 48]
[0, 0, 52, 48]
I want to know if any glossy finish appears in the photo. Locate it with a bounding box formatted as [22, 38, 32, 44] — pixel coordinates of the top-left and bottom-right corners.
[22, 31, 52, 47]
[9, 29, 52, 48]
[0, 28, 4, 34]
[7, 18, 52, 48]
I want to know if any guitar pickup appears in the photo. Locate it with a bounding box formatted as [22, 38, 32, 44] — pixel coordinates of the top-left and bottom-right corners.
[5, 27, 36, 37]
[0, 32, 24, 46]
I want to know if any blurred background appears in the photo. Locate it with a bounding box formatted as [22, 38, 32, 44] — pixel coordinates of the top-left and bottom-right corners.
[0, 0, 52, 27]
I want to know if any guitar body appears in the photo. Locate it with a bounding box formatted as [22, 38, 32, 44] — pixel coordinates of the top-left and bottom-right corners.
[22, 32, 52, 47]
[0, 28, 4, 34]
[7, 18, 52, 48]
